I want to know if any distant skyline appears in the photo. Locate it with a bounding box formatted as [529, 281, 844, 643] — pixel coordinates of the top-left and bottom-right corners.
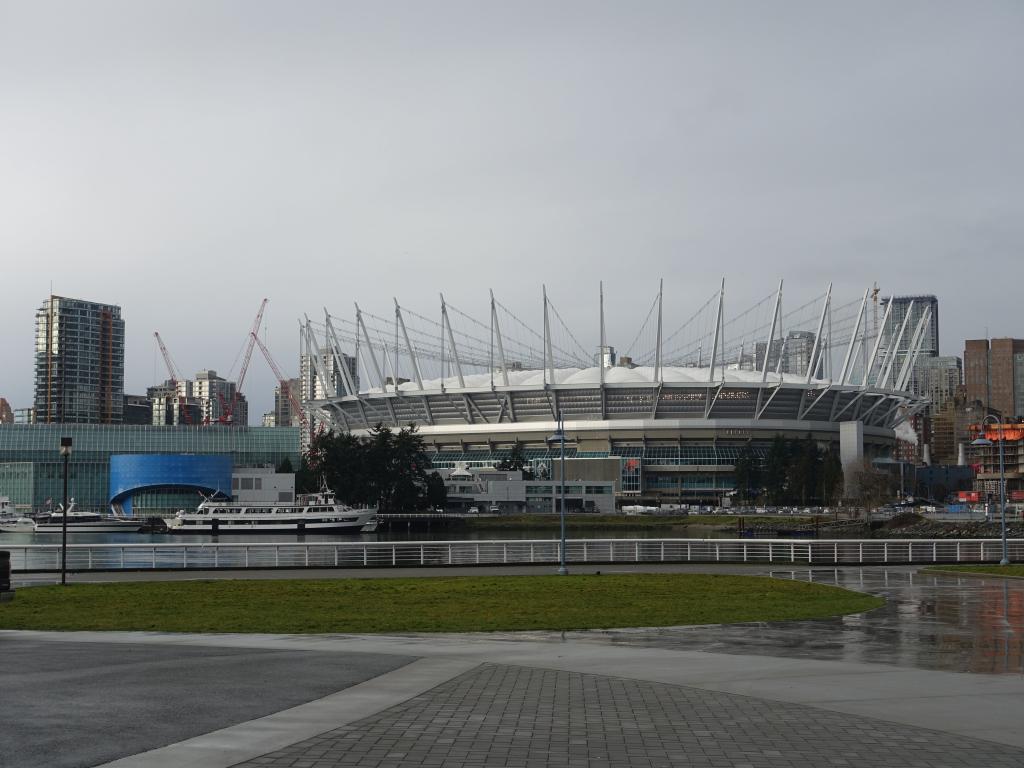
[3, 2, 1023, 422]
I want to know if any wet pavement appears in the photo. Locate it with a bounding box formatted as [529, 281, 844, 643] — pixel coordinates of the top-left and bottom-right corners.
[505, 567, 1024, 675]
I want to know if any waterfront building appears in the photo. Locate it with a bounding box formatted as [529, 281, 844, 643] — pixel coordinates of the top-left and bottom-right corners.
[0, 423, 299, 513]
[964, 338, 1024, 419]
[440, 467, 615, 514]
[34, 295, 125, 424]
[968, 422, 1024, 498]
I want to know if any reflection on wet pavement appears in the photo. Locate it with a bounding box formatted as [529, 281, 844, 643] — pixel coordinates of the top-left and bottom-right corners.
[567, 568, 1024, 675]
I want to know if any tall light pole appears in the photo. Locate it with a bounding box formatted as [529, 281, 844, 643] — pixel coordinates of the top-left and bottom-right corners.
[547, 412, 568, 575]
[59, 436, 72, 586]
[972, 416, 1009, 566]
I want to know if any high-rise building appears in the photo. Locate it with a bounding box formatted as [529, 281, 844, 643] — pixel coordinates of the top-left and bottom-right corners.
[299, 351, 357, 445]
[273, 378, 301, 427]
[123, 394, 153, 425]
[192, 370, 248, 426]
[0, 398, 12, 424]
[880, 295, 939, 369]
[964, 338, 1024, 419]
[754, 331, 817, 376]
[33, 295, 125, 424]
[911, 356, 962, 414]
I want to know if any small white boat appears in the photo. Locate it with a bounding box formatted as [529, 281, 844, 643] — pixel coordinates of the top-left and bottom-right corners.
[24, 500, 144, 534]
[164, 489, 377, 535]
[0, 516, 36, 533]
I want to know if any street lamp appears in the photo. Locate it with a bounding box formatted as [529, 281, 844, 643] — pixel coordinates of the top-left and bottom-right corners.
[972, 416, 1009, 566]
[546, 412, 568, 576]
[59, 436, 72, 586]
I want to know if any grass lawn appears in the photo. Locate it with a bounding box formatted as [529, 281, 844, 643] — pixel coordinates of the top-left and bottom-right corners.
[0, 574, 882, 633]
[923, 564, 1024, 578]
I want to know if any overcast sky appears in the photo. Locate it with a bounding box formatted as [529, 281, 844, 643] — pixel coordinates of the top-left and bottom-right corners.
[2, 1, 1023, 422]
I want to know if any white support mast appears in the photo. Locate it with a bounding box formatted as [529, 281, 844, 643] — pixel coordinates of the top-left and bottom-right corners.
[761, 280, 783, 383]
[323, 310, 358, 397]
[708, 278, 725, 383]
[394, 299, 424, 391]
[895, 308, 930, 392]
[543, 285, 555, 386]
[303, 316, 335, 400]
[355, 303, 385, 391]
[654, 278, 664, 383]
[878, 300, 914, 389]
[837, 289, 869, 385]
[490, 290, 510, 387]
[861, 296, 893, 388]
[599, 281, 606, 386]
[805, 283, 832, 383]
[440, 293, 465, 388]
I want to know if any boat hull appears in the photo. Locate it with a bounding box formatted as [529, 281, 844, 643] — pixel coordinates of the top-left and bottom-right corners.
[162, 518, 374, 535]
[34, 521, 144, 533]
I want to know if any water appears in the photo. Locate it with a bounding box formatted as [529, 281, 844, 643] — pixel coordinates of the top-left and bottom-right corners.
[0, 524, 736, 547]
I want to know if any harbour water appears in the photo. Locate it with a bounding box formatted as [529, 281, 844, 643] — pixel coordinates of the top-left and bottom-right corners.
[0, 524, 736, 547]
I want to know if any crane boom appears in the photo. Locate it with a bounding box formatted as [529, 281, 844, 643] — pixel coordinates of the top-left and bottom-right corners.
[153, 331, 193, 425]
[224, 298, 269, 424]
[251, 332, 308, 429]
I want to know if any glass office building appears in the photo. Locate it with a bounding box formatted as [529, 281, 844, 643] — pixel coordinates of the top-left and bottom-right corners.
[0, 424, 300, 512]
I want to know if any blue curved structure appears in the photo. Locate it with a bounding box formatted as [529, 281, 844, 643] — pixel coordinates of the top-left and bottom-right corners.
[109, 454, 233, 517]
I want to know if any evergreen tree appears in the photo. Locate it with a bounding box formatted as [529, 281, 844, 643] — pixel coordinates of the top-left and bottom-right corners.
[426, 471, 447, 509]
[276, 456, 294, 475]
[764, 435, 788, 504]
[733, 443, 761, 503]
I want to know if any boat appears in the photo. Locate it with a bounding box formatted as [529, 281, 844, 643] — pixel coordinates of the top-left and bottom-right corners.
[0, 516, 36, 533]
[164, 489, 377, 534]
[32, 502, 144, 533]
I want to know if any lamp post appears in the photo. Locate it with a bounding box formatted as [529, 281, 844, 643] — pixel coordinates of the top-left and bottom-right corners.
[972, 416, 1009, 566]
[59, 436, 72, 586]
[547, 412, 568, 575]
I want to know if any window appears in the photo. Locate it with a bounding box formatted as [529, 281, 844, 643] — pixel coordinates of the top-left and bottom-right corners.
[240, 477, 254, 490]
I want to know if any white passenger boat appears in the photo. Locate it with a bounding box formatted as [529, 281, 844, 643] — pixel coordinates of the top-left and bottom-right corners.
[164, 490, 377, 534]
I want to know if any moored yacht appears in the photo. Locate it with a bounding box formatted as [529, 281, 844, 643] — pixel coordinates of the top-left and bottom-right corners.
[165, 489, 377, 534]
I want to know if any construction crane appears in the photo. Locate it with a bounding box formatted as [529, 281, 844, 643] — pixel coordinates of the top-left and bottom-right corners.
[222, 298, 269, 424]
[251, 331, 309, 432]
[153, 332, 194, 425]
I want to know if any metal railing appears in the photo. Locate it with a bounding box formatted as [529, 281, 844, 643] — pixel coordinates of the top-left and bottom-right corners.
[5, 538, 1024, 572]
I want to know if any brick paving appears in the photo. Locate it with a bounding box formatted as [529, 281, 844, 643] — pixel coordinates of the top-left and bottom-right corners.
[231, 663, 1024, 768]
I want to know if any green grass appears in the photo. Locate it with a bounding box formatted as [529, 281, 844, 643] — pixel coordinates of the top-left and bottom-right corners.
[0, 574, 882, 633]
[922, 564, 1024, 578]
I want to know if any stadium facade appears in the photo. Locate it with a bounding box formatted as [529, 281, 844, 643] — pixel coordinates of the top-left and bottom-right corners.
[305, 283, 931, 505]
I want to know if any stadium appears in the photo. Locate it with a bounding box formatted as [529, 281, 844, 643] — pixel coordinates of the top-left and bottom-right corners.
[304, 282, 930, 505]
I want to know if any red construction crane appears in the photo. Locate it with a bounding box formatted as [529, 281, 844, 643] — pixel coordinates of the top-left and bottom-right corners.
[153, 332, 194, 425]
[222, 298, 269, 424]
[251, 332, 308, 430]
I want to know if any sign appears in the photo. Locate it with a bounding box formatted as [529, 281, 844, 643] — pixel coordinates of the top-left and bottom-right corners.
[958, 491, 981, 503]
[1011, 491, 1024, 502]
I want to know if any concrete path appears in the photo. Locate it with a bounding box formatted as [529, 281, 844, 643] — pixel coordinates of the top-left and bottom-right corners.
[4, 566, 1024, 767]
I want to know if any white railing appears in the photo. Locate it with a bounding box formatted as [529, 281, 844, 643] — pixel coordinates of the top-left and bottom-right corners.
[4, 538, 1024, 572]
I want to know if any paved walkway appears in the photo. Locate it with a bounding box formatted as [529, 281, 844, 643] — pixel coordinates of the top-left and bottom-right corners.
[4, 566, 1024, 767]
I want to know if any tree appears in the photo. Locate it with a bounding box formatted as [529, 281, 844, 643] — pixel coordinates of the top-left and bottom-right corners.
[497, 441, 534, 479]
[821, 446, 844, 505]
[848, 460, 897, 515]
[764, 435, 788, 505]
[733, 443, 761, 503]
[789, 434, 820, 505]
[276, 456, 294, 475]
[426, 471, 447, 509]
